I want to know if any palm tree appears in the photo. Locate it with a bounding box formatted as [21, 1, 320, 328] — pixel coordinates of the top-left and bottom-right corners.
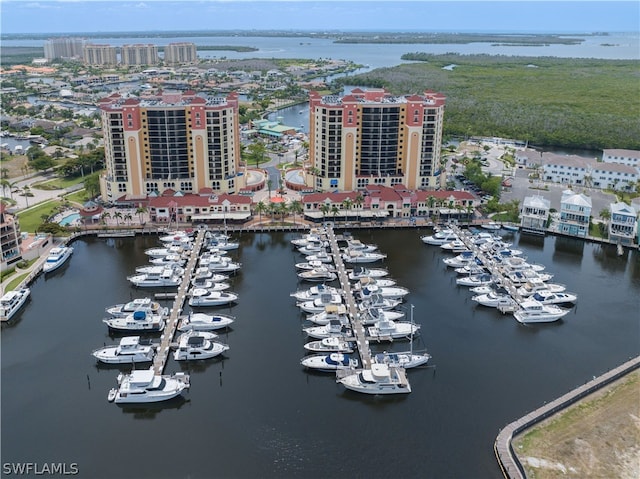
[320, 203, 331, 223]
[100, 211, 111, 225]
[267, 178, 273, 199]
[0, 179, 11, 198]
[354, 193, 364, 224]
[277, 202, 288, 224]
[113, 211, 123, 226]
[308, 167, 321, 191]
[135, 206, 147, 224]
[124, 213, 133, 226]
[289, 200, 303, 225]
[342, 198, 353, 225]
[20, 186, 32, 208]
[254, 201, 268, 224]
[331, 205, 339, 224]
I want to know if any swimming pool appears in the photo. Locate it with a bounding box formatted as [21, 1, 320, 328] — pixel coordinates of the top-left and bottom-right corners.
[58, 212, 80, 226]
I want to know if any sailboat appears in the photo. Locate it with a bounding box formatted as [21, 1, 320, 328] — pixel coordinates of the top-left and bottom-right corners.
[372, 304, 431, 369]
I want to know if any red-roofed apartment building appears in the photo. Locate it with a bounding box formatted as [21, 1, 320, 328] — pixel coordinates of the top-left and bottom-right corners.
[307, 88, 446, 192]
[146, 191, 252, 223]
[99, 90, 242, 203]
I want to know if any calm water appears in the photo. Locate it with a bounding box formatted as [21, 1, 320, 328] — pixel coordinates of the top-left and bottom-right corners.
[1, 229, 639, 478]
[3, 33, 639, 65]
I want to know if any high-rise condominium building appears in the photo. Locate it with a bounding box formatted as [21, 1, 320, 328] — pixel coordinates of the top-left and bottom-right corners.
[43, 37, 86, 60]
[120, 44, 159, 66]
[99, 90, 241, 203]
[83, 44, 118, 66]
[163, 42, 197, 64]
[308, 88, 446, 191]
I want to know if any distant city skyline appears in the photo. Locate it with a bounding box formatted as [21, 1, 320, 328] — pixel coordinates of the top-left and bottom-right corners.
[1, 1, 639, 35]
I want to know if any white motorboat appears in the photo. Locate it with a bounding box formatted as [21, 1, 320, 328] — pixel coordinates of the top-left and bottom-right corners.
[188, 289, 239, 307]
[206, 238, 239, 251]
[342, 249, 387, 264]
[290, 284, 342, 302]
[469, 284, 497, 295]
[513, 299, 570, 324]
[295, 260, 336, 271]
[298, 267, 337, 282]
[440, 240, 469, 253]
[347, 266, 389, 280]
[177, 312, 235, 331]
[531, 290, 578, 305]
[0, 288, 30, 322]
[42, 246, 73, 273]
[301, 353, 358, 372]
[298, 293, 344, 314]
[353, 283, 409, 301]
[297, 241, 329, 255]
[345, 239, 378, 252]
[173, 331, 229, 361]
[107, 369, 190, 404]
[354, 277, 397, 287]
[420, 229, 459, 245]
[159, 230, 193, 243]
[127, 265, 183, 288]
[149, 254, 186, 267]
[373, 351, 431, 369]
[481, 221, 501, 230]
[456, 273, 494, 287]
[337, 364, 411, 395]
[190, 280, 231, 292]
[304, 319, 352, 339]
[472, 289, 517, 308]
[304, 251, 334, 263]
[358, 293, 402, 311]
[443, 251, 477, 268]
[516, 279, 567, 297]
[191, 267, 228, 284]
[144, 245, 186, 258]
[305, 305, 350, 326]
[367, 319, 420, 341]
[304, 337, 354, 353]
[291, 232, 326, 247]
[92, 336, 156, 364]
[454, 264, 486, 276]
[199, 255, 242, 273]
[135, 264, 185, 275]
[494, 256, 545, 273]
[505, 270, 553, 284]
[361, 307, 406, 323]
[103, 309, 165, 332]
[105, 298, 168, 317]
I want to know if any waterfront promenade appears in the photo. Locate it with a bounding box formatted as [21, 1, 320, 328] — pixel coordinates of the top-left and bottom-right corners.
[494, 355, 640, 478]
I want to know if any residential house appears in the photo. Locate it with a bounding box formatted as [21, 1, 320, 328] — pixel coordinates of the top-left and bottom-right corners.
[558, 190, 592, 238]
[520, 195, 550, 235]
[608, 202, 637, 245]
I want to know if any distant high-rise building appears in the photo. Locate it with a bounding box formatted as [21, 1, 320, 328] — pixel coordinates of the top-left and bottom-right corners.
[308, 88, 446, 191]
[120, 44, 159, 66]
[43, 37, 86, 60]
[83, 44, 118, 66]
[98, 90, 241, 202]
[163, 42, 197, 64]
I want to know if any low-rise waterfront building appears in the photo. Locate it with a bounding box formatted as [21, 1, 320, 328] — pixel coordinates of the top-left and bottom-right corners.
[520, 195, 550, 235]
[602, 148, 640, 171]
[542, 154, 638, 191]
[558, 190, 592, 238]
[145, 191, 252, 223]
[608, 202, 637, 245]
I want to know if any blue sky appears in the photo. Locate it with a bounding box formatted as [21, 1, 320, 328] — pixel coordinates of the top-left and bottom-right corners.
[1, 1, 638, 35]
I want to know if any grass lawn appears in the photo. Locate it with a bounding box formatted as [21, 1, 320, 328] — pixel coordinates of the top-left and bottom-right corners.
[31, 175, 85, 190]
[16, 200, 61, 232]
[64, 189, 89, 205]
[5, 272, 30, 292]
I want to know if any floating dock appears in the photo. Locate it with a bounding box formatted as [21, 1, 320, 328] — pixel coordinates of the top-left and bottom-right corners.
[152, 229, 206, 374]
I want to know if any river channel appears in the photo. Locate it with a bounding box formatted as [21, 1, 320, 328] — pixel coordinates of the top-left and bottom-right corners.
[1, 228, 638, 478]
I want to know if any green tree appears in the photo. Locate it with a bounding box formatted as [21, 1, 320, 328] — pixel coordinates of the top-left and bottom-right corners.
[289, 199, 303, 225]
[254, 201, 268, 223]
[135, 206, 148, 224]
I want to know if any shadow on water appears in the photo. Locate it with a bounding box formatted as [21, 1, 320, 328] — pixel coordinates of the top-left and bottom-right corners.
[517, 233, 545, 250]
[592, 243, 632, 274]
[118, 396, 189, 418]
[553, 236, 585, 266]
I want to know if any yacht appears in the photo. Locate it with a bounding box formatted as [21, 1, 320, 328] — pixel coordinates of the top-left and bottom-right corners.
[481, 221, 502, 230]
[353, 283, 409, 301]
[505, 270, 553, 285]
[304, 337, 355, 353]
[144, 245, 186, 259]
[290, 284, 342, 302]
[373, 351, 431, 369]
[173, 331, 229, 361]
[105, 298, 167, 317]
[440, 240, 469, 253]
[300, 353, 358, 372]
[305, 305, 350, 326]
[516, 279, 567, 297]
[360, 307, 406, 324]
[366, 319, 420, 341]
[0, 288, 30, 322]
[42, 246, 73, 273]
[456, 273, 494, 287]
[303, 319, 352, 339]
[353, 276, 397, 287]
[191, 267, 228, 285]
[358, 293, 402, 311]
[304, 251, 334, 263]
[291, 232, 326, 247]
[297, 241, 329, 255]
[149, 253, 187, 267]
[159, 230, 193, 243]
[127, 266, 183, 288]
[347, 266, 389, 280]
[531, 290, 578, 305]
[107, 369, 190, 404]
[201, 256, 242, 273]
[206, 238, 240, 251]
[295, 260, 336, 271]
[341, 249, 387, 264]
[513, 299, 570, 324]
[471, 288, 516, 308]
[420, 229, 459, 245]
[188, 289, 239, 307]
[297, 293, 343, 313]
[443, 251, 477, 268]
[177, 312, 235, 331]
[345, 239, 378, 252]
[298, 267, 337, 282]
[337, 364, 411, 395]
[103, 309, 166, 332]
[91, 336, 156, 364]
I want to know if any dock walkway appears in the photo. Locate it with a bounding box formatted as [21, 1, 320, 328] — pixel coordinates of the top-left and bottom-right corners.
[325, 226, 372, 368]
[152, 229, 206, 374]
